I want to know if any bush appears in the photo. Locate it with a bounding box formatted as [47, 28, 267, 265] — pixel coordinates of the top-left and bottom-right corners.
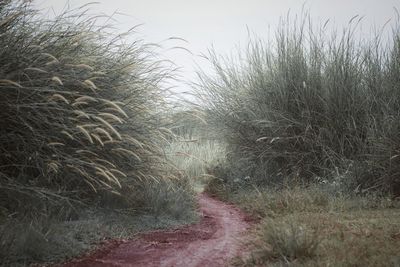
[198, 14, 400, 195]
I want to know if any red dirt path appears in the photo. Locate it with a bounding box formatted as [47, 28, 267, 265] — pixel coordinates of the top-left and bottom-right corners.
[62, 193, 251, 267]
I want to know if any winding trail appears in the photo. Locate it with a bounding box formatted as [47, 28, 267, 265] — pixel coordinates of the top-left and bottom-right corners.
[63, 193, 251, 267]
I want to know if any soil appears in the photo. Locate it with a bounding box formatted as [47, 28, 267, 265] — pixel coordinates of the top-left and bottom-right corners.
[61, 193, 251, 267]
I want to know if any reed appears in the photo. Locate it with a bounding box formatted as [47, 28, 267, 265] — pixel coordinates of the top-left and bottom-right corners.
[0, 0, 190, 217]
[198, 13, 400, 195]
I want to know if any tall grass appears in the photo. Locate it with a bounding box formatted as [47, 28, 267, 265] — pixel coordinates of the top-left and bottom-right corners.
[198, 14, 400, 195]
[0, 1, 189, 216]
[166, 136, 225, 184]
[0, 1, 197, 264]
[164, 108, 226, 188]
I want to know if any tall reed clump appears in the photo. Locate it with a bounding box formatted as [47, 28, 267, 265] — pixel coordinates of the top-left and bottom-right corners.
[198, 14, 400, 195]
[0, 1, 187, 217]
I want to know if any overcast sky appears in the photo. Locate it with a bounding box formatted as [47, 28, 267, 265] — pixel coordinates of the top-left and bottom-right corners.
[34, 0, 399, 98]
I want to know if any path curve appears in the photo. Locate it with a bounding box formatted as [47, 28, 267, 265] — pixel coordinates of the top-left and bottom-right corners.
[63, 193, 251, 267]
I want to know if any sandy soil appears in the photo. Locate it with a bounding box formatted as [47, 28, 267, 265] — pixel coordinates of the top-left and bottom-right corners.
[61, 193, 251, 267]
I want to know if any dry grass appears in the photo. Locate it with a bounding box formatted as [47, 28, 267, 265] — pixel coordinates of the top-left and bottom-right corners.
[0, 0, 186, 212]
[165, 136, 225, 188]
[217, 185, 400, 266]
[197, 12, 400, 195]
[164, 108, 226, 190]
[198, 15, 400, 264]
[0, 2, 196, 265]
[254, 219, 320, 263]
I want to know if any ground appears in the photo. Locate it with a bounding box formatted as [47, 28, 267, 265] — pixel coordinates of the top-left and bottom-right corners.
[61, 193, 251, 267]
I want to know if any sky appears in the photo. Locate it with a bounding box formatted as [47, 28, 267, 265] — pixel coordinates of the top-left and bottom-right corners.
[33, 0, 400, 99]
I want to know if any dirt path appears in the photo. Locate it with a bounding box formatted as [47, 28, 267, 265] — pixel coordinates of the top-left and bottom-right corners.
[63, 193, 251, 267]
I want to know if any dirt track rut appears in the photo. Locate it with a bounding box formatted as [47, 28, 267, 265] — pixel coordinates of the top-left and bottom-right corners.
[63, 193, 251, 267]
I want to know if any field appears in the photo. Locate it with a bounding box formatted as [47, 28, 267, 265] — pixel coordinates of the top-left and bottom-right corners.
[1, 1, 400, 266]
[207, 183, 400, 266]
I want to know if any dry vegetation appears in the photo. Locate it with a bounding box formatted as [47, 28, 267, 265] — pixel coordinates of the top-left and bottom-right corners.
[198, 14, 400, 195]
[0, 1, 195, 265]
[2, 1, 400, 266]
[165, 109, 226, 189]
[218, 186, 400, 266]
[198, 13, 400, 267]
